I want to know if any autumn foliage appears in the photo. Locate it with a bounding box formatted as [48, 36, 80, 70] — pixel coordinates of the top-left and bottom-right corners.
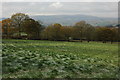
[1, 13, 119, 43]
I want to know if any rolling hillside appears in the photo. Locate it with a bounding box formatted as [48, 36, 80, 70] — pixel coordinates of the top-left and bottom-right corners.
[1, 15, 118, 26]
[31, 14, 118, 26]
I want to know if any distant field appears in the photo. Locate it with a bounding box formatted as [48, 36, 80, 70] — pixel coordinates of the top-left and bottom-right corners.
[2, 39, 119, 78]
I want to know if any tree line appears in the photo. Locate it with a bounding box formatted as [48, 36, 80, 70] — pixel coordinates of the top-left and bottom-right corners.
[1, 13, 119, 43]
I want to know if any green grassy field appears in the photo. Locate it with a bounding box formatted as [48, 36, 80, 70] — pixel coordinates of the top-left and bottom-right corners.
[2, 39, 119, 78]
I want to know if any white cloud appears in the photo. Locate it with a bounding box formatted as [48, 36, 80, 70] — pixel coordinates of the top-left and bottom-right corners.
[29, 2, 36, 6]
[49, 2, 63, 8]
[2, 2, 118, 18]
[2, 0, 119, 2]
[0, 1, 2, 18]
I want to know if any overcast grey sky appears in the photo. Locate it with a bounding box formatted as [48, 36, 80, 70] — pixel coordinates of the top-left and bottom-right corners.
[2, 2, 118, 18]
[2, 0, 119, 2]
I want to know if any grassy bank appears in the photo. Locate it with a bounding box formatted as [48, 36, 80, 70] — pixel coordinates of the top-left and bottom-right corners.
[2, 39, 119, 78]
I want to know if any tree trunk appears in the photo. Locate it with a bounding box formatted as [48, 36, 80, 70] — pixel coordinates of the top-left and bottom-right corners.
[80, 40, 83, 42]
[87, 40, 90, 43]
[111, 41, 113, 44]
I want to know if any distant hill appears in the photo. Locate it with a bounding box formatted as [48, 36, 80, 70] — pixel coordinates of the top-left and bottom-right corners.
[0, 18, 7, 21]
[1, 15, 118, 26]
[30, 15, 118, 26]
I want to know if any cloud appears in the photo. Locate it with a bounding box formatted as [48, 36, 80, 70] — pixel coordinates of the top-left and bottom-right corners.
[2, 2, 118, 18]
[49, 2, 63, 8]
[2, 0, 119, 2]
[29, 2, 36, 6]
[0, 2, 2, 18]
